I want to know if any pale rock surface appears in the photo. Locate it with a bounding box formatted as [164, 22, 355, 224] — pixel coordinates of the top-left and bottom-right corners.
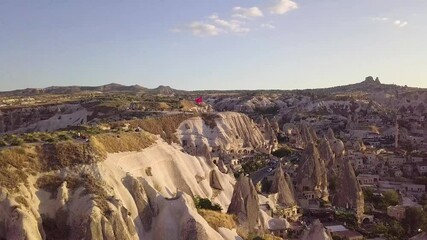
[300, 219, 332, 240]
[227, 176, 261, 231]
[295, 143, 329, 200]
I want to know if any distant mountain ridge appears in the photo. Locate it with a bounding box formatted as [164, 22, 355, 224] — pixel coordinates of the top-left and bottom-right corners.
[302, 76, 421, 95]
[0, 83, 183, 96]
[0, 77, 424, 97]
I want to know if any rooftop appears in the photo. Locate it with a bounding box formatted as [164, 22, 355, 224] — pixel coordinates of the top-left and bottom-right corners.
[325, 225, 348, 233]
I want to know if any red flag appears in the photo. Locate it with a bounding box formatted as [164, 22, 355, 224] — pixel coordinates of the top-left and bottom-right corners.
[195, 96, 203, 104]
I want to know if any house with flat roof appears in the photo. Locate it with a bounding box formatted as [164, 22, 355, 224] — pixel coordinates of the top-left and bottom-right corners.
[357, 174, 380, 186]
[416, 162, 427, 175]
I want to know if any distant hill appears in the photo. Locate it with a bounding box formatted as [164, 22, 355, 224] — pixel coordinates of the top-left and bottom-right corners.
[0, 76, 424, 97]
[302, 76, 420, 95]
[0, 83, 185, 97]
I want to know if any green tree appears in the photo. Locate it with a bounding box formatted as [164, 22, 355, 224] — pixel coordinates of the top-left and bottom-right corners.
[373, 222, 388, 235]
[386, 220, 405, 240]
[402, 207, 427, 235]
[383, 190, 399, 206]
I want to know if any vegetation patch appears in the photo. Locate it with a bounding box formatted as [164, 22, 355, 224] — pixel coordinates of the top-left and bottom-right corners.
[92, 132, 154, 153]
[271, 146, 293, 158]
[0, 146, 40, 192]
[0, 131, 153, 192]
[113, 114, 193, 143]
[363, 188, 399, 211]
[193, 196, 222, 211]
[198, 209, 236, 231]
[36, 141, 103, 170]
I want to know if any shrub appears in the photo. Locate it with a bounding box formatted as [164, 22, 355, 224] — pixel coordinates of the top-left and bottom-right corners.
[193, 196, 222, 211]
[272, 147, 292, 158]
[23, 133, 40, 143]
[9, 136, 24, 146]
[57, 133, 72, 141]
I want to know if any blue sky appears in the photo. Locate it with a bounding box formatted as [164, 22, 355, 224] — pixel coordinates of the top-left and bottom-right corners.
[0, 0, 426, 91]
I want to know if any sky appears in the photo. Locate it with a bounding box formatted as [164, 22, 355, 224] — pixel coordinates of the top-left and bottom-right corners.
[0, 0, 426, 91]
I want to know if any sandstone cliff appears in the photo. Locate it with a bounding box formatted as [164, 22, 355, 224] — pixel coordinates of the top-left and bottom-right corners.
[177, 112, 268, 159]
[0, 133, 237, 239]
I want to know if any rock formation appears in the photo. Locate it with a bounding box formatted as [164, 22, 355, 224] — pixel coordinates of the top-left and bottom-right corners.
[318, 138, 337, 172]
[300, 122, 314, 147]
[295, 143, 329, 200]
[209, 170, 224, 191]
[332, 159, 364, 223]
[178, 112, 267, 157]
[270, 164, 296, 207]
[300, 219, 332, 240]
[0, 135, 236, 240]
[227, 176, 261, 231]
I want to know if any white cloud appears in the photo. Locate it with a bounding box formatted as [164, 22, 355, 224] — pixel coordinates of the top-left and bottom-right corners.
[260, 23, 276, 29]
[208, 14, 219, 20]
[394, 20, 408, 27]
[213, 18, 250, 33]
[370, 16, 408, 28]
[173, 17, 251, 37]
[232, 6, 263, 19]
[269, 0, 298, 15]
[182, 22, 221, 36]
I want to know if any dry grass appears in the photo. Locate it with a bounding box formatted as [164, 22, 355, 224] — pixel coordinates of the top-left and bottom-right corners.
[92, 132, 154, 153]
[36, 141, 102, 170]
[121, 114, 194, 143]
[80, 173, 110, 214]
[0, 131, 154, 192]
[36, 174, 64, 193]
[36, 172, 110, 214]
[0, 146, 40, 192]
[179, 99, 196, 111]
[197, 209, 237, 231]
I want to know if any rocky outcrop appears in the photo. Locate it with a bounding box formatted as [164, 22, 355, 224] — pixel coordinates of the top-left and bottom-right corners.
[209, 170, 224, 191]
[216, 157, 228, 174]
[0, 104, 91, 134]
[295, 143, 329, 200]
[333, 159, 364, 223]
[270, 164, 296, 207]
[300, 123, 314, 147]
[177, 112, 267, 157]
[227, 176, 261, 231]
[151, 192, 222, 240]
[123, 175, 154, 231]
[0, 139, 236, 240]
[284, 172, 296, 198]
[326, 128, 336, 141]
[318, 138, 337, 172]
[300, 219, 332, 240]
